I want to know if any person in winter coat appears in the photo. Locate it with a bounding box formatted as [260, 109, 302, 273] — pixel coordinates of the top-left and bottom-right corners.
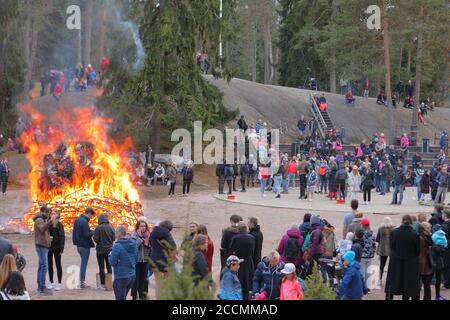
[131, 220, 152, 300]
[347, 212, 364, 236]
[297, 115, 306, 135]
[418, 222, 433, 300]
[47, 212, 65, 291]
[239, 160, 249, 192]
[351, 229, 364, 263]
[339, 251, 367, 300]
[440, 130, 448, 154]
[361, 164, 375, 204]
[216, 162, 225, 194]
[219, 255, 243, 300]
[192, 235, 210, 286]
[252, 251, 285, 300]
[34, 206, 57, 295]
[224, 162, 235, 195]
[429, 204, 445, 227]
[347, 166, 361, 201]
[419, 169, 431, 204]
[342, 200, 359, 238]
[220, 215, 242, 270]
[93, 214, 116, 290]
[248, 217, 263, 267]
[181, 161, 194, 196]
[109, 226, 138, 300]
[280, 263, 303, 300]
[335, 164, 348, 201]
[385, 215, 420, 300]
[0, 159, 9, 195]
[305, 215, 325, 278]
[197, 224, 214, 273]
[277, 225, 304, 270]
[0, 235, 13, 264]
[435, 163, 449, 204]
[327, 165, 338, 200]
[287, 158, 297, 190]
[376, 217, 394, 285]
[299, 213, 312, 239]
[229, 222, 255, 300]
[391, 165, 407, 205]
[73, 207, 96, 289]
[306, 165, 317, 202]
[322, 221, 336, 258]
[360, 218, 376, 287]
[167, 162, 177, 196]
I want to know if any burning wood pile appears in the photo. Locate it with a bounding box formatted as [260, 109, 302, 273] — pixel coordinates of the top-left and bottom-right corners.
[15, 105, 143, 231]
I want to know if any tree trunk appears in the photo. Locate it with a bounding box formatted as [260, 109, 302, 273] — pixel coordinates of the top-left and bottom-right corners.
[329, 0, 338, 93]
[382, 0, 394, 145]
[77, 29, 82, 65]
[396, 37, 403, 83]
[263, 6, 271, 84]
[97, 6, 107, 66]
[23, 14, 31, 64]
[23, 17, 40, 102]
[83, 0, 94, 65]
[410, 4, 424, 146]
[252, 16, 257, 82]
[406, 39, 412, 76]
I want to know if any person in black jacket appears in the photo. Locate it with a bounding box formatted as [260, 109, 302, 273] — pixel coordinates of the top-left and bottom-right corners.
[248, 217, 263, 267]
[216, 162, 225, 194]
[237, 115, 248, 132]
[229, 222, 255, 300]
[220, 215, 242, 270]
[47, 212, 65, 291]
[442, 210, 450, 289]
[93, 214, 116, 290]
[192, 234, 210, 286]
[351, 229, 364, 263]
[361, 164, 375, 205]
[391, 165, 407, 205]
[181, 161, 194, 196]
[385, 215, 420, 300]
[72, 207, 96, 289]
[149, 220, 177, 299]
[239, 159, 249, 192]
[224, 162, 234, 194]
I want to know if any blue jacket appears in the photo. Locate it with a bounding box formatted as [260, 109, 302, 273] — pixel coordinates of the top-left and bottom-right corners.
[219, 268, 243, 300]
[339, 261, 367, 300]
[72, 215, 95, 248]
[252, 257, 285, 300]
[108, 237, 138, 280]
[440, 133, 448, 147]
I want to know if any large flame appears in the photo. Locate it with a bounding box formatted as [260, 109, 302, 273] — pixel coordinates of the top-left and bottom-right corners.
[18, 104, 142, 230]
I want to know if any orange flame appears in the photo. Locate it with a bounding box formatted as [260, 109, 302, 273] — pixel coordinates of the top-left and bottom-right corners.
[18, 105, 142, 230]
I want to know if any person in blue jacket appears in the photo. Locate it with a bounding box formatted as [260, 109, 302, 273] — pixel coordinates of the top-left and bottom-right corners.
[108, 225, 138, 300]
[72, 207, 96, 289]
[338, 250, 367, 300]
[219, 255, 244, 300]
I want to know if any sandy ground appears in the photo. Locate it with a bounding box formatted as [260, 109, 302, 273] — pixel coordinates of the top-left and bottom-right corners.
[1, 182, 448, 301]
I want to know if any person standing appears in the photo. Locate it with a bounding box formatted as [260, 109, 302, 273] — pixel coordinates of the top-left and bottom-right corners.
[287, 158, 297, 191]
[385, 215, 420, 300]
[339, 251, 367, 300]
[109, 226, 138, 300]
[248, 217, 263, 268]
[167, 162, 177, 197]
[252, 251, 285, 300]
[34, 206, 56, 295]
[435, 163, 449, 204]
[224, 162, 234, 195]
[47, 212, 65, 291]
[347, 165, 361, 201]
[229, 222, 255, 300]
[297, 115, 306, 136]
[342, 200, 359, 239]
[376, 217, 394, 286]
[216, 161, 225, 194]
[418, 222, 433, 300]
[219, 255, 243, 300]
[0, 159, 9, 196]
[279, 263, 304, 300]
[72, 207, 96, 289]
[130, 220, 151, 300]
[391, 165, 407, 205]
[197, 224, 214, 273]
[220, 215, 242, 270]
[440, 130, 448, 155]
[298, 155, 309, 199]
[191, 235, 210, 286]
[239, 159, 249, 192]
[360, 218, 376, 288]
[93, 214, 115, 291]
[277, 225, 304, 272]
[361, 164, 374, 205]
[258, 163, 269, 198]
[181, 161, 194, 196]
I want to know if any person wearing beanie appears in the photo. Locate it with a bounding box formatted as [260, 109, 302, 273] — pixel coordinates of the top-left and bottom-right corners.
[219, 255, 243, 300]
[360, 218, 376, 288]
[338, 250, 367, 300]
[338, 232, 354, 257]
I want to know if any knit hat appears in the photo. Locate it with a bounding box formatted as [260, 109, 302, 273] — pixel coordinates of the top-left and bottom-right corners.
[310, 215, 322, 226]
[360, 218, 370, 226]
[343, 250, 356, 262]
[281, 263, 296, 274]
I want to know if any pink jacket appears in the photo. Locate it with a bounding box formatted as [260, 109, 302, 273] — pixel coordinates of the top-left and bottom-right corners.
[280, 278, 304, 300]
[401, 136, 409, 148]
[356, 147, 363, 158]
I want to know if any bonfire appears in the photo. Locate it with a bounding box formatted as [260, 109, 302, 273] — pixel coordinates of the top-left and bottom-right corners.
[14, 105, 143, 231]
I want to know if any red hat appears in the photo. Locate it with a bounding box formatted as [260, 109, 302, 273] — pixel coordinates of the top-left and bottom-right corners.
[360, 218, 370, 226]
[13, 244, 18, 254]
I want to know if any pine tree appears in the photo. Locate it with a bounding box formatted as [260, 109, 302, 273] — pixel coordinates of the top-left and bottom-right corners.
[303, 263, 336, 300]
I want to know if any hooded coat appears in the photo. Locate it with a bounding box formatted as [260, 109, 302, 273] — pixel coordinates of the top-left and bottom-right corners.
[219, 268, 243, 300]
[252, 257, 285, 300]
[93, 214, 116, 254]
[108, 237, 139, 280]
[307, 223, 324, 261]
[385, 225, 420, 298]
[72, 214, 95, 248]
[277, 229, 304, 268]
[339, 261, 367, 300]
[149, 226, 177, 272]
[220, 225, 240, 268]
[229, 232, 255, 300]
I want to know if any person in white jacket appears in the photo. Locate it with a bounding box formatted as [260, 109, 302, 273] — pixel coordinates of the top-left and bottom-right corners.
[347, 165, 362, 201]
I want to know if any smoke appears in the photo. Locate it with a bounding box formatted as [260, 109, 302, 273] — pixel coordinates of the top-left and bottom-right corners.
[109, 3, 147, 73]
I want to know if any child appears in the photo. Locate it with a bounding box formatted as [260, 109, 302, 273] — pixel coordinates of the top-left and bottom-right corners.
[432, 225, 448, 248]
[219, 255, 243, 300]
[338, 251, 367, 300]
[280, 263, 303, 300]
[337, 232, 354, 258]
[306, 166, 318, 202]
[430, 224, 448, 300]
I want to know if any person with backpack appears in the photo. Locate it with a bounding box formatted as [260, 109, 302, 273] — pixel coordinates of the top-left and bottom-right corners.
[319, 160, 329, 194]
[93, 214, 116, 291]
[305, 215, 325, 278]
[181, 161, 194, 196]
[338, 251, 368, 300]
[360, 218, 376, 288]
[299, 213, 312, 240]
[277, 225, 304, 272]
[430, 224, 447, 300]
